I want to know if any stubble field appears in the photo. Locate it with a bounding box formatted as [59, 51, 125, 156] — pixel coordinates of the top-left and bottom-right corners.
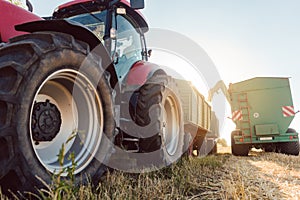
[1, 146, 300, 200]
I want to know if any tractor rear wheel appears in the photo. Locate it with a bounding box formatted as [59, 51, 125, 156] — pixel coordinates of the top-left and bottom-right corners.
[0, 32, 114, 194]
[130, 73, 184, 167]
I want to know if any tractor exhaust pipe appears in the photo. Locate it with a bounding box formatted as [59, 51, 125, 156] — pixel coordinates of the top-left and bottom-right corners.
[26, 0, 33, 12]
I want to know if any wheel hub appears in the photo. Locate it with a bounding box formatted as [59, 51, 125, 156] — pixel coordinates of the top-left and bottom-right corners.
[32, 99, 62, 142]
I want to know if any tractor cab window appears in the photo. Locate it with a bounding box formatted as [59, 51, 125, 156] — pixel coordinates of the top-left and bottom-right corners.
[112, 14, 143, 81]
[66, 9, 143, 82]
[67, 10, 107, 42]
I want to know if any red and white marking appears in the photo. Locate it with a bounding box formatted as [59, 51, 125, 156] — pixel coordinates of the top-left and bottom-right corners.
[282, 106, 295, 117]
[232, 110, 243, 121]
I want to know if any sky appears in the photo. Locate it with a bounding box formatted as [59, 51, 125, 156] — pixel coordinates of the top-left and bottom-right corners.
[20, 0, 300, 143]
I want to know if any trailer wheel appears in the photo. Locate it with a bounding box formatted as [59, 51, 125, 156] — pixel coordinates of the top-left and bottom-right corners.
[131, 73, 184, 166]
[208, 141, 217, 155]
[286, 128, 296, 133]
[277, 142, 299, 156]
[263, 144, 276, 152]
[0, 32, 114, 194]
[182, 132, 193, 158]
[231, 132, 249, 156]
[197, 137, 208, 156]
[276, 128, 300, 156]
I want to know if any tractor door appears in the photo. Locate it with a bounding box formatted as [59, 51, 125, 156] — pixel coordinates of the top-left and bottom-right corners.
[111, 10, 144, 82]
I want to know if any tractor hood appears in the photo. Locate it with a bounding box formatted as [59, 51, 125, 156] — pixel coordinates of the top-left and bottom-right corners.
[0, 1, 42, 42]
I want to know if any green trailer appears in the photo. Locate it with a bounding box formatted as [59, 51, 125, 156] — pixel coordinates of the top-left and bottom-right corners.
[228, 77, 299, 156]
[208, 77, 299, 156]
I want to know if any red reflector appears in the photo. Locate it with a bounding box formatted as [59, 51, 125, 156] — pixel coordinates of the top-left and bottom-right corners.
[289, 136, 293, 140]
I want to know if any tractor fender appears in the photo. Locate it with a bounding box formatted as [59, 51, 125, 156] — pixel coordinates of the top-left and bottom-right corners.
[126, 61, 166, 87]
[16, 19, 102, 50]
[0, 1, 42, 42]
[16, 19, 118, 88]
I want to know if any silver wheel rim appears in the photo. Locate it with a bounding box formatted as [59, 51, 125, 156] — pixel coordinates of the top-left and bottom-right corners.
[30, 69, 103, 175]
[162, 95, 180, 156]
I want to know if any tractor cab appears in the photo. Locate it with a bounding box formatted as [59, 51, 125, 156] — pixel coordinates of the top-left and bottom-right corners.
[53, 0, 149, 82]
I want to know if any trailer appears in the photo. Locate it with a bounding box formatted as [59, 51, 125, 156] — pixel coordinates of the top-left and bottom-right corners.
[175, 79, 219, 156]
[209, 77, 299, 156]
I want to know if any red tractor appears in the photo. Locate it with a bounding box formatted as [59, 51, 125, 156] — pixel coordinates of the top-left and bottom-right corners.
[0, 0, 185, 194]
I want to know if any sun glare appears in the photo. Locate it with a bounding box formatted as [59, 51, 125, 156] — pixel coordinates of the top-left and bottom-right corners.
[149, 50, 235, 144]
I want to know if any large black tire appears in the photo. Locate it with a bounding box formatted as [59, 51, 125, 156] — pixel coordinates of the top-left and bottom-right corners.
[277, 142, 300, 156]
[286, 128, 297, 133]
[208, 140, 217, 155]
[263, 144, 276, 152]
[276, 128, 300, 156]
[231, 132, 249, 156]
[182, 132, 193, 158]
[0, 32, 115, 194]
[130, 73, 184, 167]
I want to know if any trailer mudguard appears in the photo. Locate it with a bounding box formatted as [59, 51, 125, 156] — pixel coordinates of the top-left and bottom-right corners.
[126, 61, 165, 87]
[16, 19, 118, 88]
[0, 1, 42, 42]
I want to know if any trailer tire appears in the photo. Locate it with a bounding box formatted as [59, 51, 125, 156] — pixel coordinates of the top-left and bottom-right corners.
[286, 128, 296, 133]
[231, 133, 249, 156]
[208, 141, 217, 155]
[277, 142, 299, 156]
[0, 32, 114, 195]
[131, 73, 184, 166]
[182, 132, 193, 158]
[198, 138, 207, 156]
[263, 144, 276, 152]
[276, 128, 300, 155]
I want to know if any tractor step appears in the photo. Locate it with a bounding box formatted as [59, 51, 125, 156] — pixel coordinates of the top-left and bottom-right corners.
[123, 138, 139, 142]
[115, 133, 140, 153]
[122, 137, 140, 152]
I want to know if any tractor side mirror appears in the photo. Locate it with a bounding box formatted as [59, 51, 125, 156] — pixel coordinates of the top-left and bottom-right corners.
[130, 0, 144, 9]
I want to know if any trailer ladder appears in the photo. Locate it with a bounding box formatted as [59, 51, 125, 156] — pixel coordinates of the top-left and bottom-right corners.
[237, 93, 252, 142]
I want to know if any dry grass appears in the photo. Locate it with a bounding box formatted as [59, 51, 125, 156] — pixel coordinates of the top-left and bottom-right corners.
[220, 150, 300, 199]
[0, 156, 227, 200]
[80, 156, 228, 200]
[1, 150, 300, 200]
